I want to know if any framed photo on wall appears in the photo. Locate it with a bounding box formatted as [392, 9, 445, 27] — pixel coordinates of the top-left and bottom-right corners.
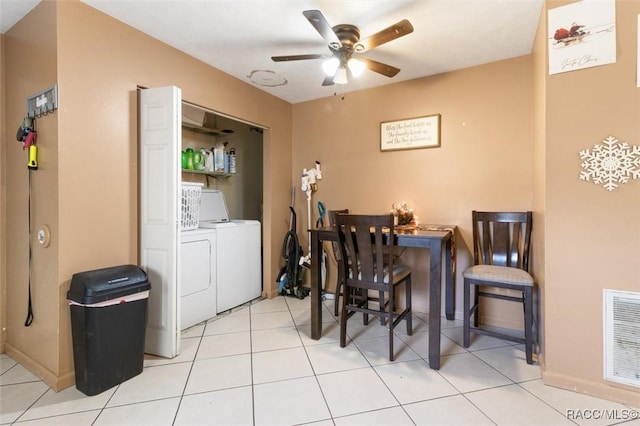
[380, 114, 441, 151]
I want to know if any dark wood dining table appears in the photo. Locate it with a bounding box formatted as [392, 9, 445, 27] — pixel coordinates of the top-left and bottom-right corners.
[308, 225, 456, 370]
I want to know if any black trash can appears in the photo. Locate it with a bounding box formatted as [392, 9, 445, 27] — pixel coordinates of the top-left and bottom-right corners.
[67, 264, 150, 396]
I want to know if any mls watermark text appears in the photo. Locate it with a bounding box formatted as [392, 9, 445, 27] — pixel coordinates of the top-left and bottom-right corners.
[566, 409, 639, 421]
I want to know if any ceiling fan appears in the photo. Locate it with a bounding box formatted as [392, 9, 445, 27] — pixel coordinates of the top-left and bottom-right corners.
[271, 10, 414, 86]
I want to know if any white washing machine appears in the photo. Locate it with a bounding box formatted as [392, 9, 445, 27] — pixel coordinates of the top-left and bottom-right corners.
[198, 220, 261, 312]
[199, 189, 262, 313]
[180, 228, 217, 330]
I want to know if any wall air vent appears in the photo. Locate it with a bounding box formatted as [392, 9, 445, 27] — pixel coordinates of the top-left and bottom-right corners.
[603, 289, 640, 387]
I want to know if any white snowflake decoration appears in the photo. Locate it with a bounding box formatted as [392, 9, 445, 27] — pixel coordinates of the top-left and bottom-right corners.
[579, 136, 640, 191]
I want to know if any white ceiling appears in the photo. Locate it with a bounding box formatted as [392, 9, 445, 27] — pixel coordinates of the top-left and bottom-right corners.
[1, 0, 543, 104]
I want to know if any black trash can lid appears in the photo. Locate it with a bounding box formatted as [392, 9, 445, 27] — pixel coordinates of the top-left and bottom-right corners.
[67, 264, 150, 305]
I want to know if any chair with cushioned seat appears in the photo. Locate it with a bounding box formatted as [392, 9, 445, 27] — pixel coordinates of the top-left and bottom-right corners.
[335, 213, 412, 361]
[462, 211, 535, 364]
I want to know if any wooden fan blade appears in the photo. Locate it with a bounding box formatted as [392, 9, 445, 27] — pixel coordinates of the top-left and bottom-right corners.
[322, 75, 335, 86]
[360, 57, 401, 77]
[303, 10, 341, 47]
[357, 19, 414, 51]
[271, 54, 326, 62]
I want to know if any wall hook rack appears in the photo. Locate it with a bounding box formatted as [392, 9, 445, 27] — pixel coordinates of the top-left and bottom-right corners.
[26, 84, 58, 118]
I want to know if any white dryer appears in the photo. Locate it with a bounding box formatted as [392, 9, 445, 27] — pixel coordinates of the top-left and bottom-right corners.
[180, 228, 217, 330]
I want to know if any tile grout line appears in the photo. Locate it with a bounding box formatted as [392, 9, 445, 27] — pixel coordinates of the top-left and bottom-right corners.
[288, 296, 336, 424]
[9, 375, 51, 425]
[170, 320, 207, 425]
[514, 380, 581, 426]
[249, 300, 258, 426]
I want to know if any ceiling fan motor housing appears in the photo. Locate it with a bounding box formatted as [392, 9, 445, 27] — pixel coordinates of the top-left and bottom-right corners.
[332, 24, 361, 50]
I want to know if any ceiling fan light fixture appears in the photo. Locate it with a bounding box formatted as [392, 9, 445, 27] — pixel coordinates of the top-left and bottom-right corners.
[322, 57, 340, 76]
[334, 67, 348, 85]
[347, 58, 365, 77]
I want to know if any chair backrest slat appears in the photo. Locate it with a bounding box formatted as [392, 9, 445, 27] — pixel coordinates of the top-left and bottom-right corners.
[329, 209, 349, 261]
[472, 211, 532, 272]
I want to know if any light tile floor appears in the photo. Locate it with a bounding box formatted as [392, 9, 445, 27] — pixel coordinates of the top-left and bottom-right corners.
[1, 296, 639, 425]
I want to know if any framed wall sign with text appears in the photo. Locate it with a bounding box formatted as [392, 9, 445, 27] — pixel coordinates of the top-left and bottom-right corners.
[380, 114, 441, 151]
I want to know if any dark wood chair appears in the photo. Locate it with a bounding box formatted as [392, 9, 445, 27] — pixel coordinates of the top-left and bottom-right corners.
[462, 211, 535, 364]
[335, 214, 412, 361]
[328, 209, 349, 316]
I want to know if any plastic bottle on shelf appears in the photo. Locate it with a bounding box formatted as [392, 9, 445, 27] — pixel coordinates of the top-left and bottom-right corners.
[224, 151, 230, 173]
[185, 148, 194, 170]
[193, 150, 205, 170]
[213, 142, 225, 173]
[201, 148, 214, 172]
[229, 148, 237, 173]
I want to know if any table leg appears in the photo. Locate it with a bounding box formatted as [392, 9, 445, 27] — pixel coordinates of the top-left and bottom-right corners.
[444, 237, 455, 320]
[310, 231, 322, 340]
[428, 241, 443, 369]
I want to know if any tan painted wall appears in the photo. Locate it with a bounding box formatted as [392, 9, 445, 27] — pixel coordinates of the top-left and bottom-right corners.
[541, 0, 640, 405]
[3, 0, 61, 385]
[292, 56, 534, 321]
[532, 0, 548, 369]
[2, 0, 292, 390]
[0, 33, 6, 353]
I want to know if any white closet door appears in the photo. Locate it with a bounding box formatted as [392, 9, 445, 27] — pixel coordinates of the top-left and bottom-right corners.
[139, 86, 181, 358]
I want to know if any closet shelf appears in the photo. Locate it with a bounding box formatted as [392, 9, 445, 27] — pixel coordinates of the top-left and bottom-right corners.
[182, 169, 234, 178]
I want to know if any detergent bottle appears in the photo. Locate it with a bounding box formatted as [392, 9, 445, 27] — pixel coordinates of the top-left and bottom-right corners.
[201, 148, 214, 172]
[193, 150, 205, 170]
